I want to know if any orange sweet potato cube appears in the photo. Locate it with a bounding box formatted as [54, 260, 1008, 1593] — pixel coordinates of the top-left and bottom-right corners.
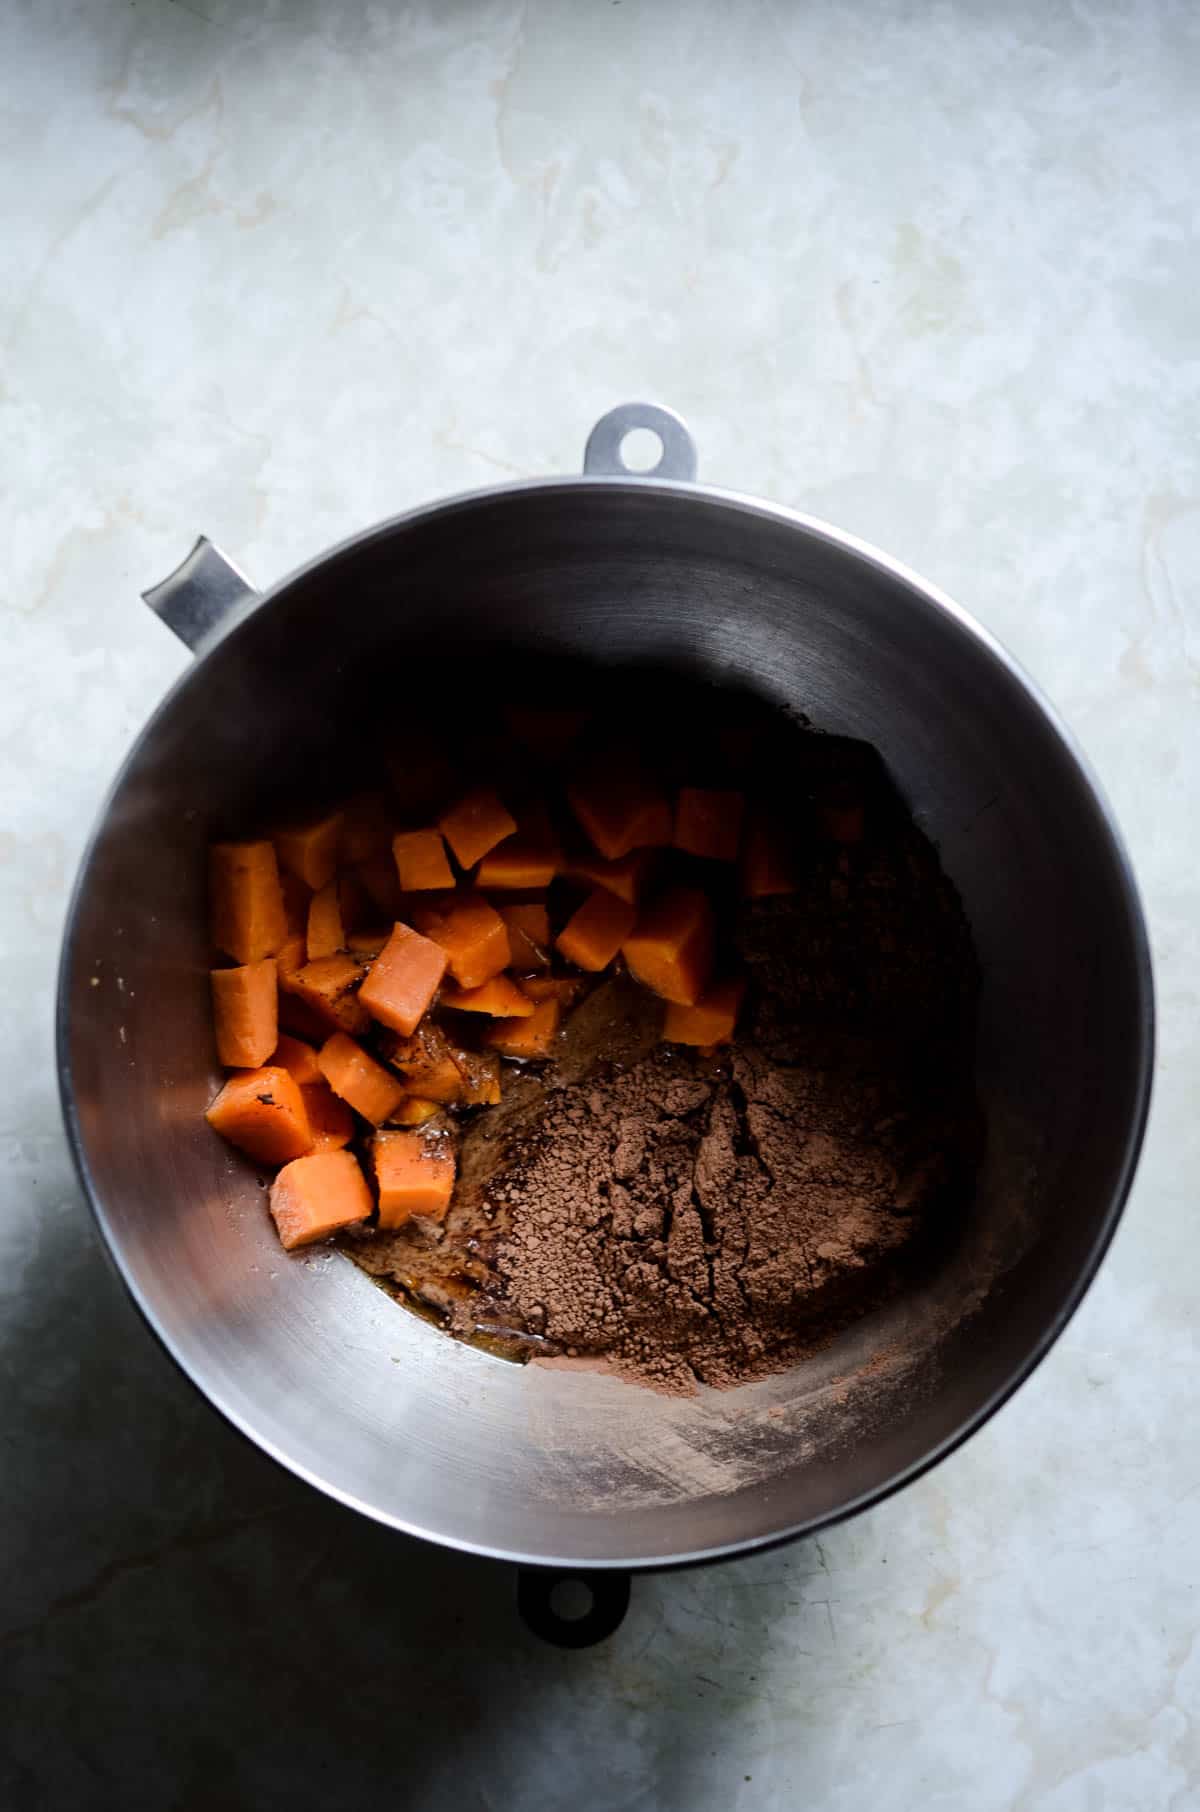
[392, 829, 455, 892]
[484, 996, 561, 1059]
[281, 953, 371, 1036]
[440, 975, 535, 1017]
[269, 1032, 323, 1087]
[280, 870, 311, 938]
[300, 1082, 355, 1151]
[273, 811, 344, 892]
[556, 888, 637, 973]
[372, 1130, 456, 1229]
[336, 870, 372, 932]
[622, 887, 715, 1005]
[475, 836, 558, 891]
[385, 1022, 468, 1104]
[476, 800, 561, 890]
[563, 850, 654, 906]
[355, 852, 404, 921]
[209, 841, 289, 964]
[346, 928, 390, 958]
[269, 1149, 373, 1250]
[205, 1066, 313, 1166]
[663, 977, 746, 1047]
[389, 1097, 443, 1127]
[306, 881, 345, 961]
[275, 933, 306, 982]
[673, 788, 744, 862]
[357, 921, 448, 1036]
[317, 1032, 408, 1126]
[499, 903, 551, 970]
[437, 788, 518, 870]
[567, 763, 672, 862]
[275, 993, 332, 1047]
[413, 894, 510, 990]
[210, 960, 278, 1068]
[274, 949, 333, 1043]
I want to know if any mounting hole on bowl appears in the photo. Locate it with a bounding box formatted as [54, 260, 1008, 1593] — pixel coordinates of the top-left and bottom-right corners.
[548, 1577, 595, 1623]
[619, 427, 664, 473]
[516, 1568, 631, 1646]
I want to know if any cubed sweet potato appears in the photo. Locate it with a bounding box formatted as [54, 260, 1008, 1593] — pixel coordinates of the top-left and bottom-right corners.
[475, 836, 558, 891]
[372, 1130, 456, 1228]
[274, 811, 344, 892]
[413, 894, 510, 990]
[211, 961, 278, 1068]
[441, 975, 535, 1017]
[280, 870, 312, 938]
[355, 852, 404, 921]
[317, 1032, 408, 1126]
[662, 976, 746, 1047]
[276, 991, 333, 1047]
[300, 1082, 355, 1151]
[499, 903, 551, 970]
[269, 1032, 323, 1087]
[392, 829, 455, 893]
[281, 953, 371, 1036]
[564, 850, 654, 906]
[269, 1149, 373, 1250]
[389, 1097, 443, 1127]
[306, 881, 345, 961]
[337, 871, 373, 933]
[275, 933, 306, 981]
[556, 888, 637, 973]
[357, 921, 447, 1036]
[346, 927, 390, 958]
[476, 800, 560, 890]
[567, 762, 672, 861]
[205, 1066, 313, 1166]
[209, 841, 289, 965]
[622, 887, 715, 1005]
[437, 788, 517, 870]
[484, 997, 561, 1059]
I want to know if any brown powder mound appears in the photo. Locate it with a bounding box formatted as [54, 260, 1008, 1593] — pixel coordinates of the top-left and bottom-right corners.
[479, 1031, 971, 1394]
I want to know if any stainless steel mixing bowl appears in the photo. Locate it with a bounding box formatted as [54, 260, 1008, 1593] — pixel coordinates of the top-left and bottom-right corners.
[58, 403, 1153, 1587]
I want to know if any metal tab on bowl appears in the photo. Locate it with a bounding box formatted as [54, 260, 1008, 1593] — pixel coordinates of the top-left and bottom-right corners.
[143, 535, 257, 652]
[583, 401, 698, 483]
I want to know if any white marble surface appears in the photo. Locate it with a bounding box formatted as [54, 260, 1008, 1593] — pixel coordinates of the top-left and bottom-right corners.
[3, 1, 1199, 1806]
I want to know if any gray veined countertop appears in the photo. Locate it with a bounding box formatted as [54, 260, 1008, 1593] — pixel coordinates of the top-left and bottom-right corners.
[2, 1, 1198, 1808]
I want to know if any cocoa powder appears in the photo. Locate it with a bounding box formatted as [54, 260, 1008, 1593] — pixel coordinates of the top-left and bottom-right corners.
[480, 1032, 972, 1393]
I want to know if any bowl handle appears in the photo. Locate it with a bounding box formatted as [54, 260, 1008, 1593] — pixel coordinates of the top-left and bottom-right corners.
[142, 535, 257, 651]
[583, 402, 698, 483]
[516, 1567, 632, 1647]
